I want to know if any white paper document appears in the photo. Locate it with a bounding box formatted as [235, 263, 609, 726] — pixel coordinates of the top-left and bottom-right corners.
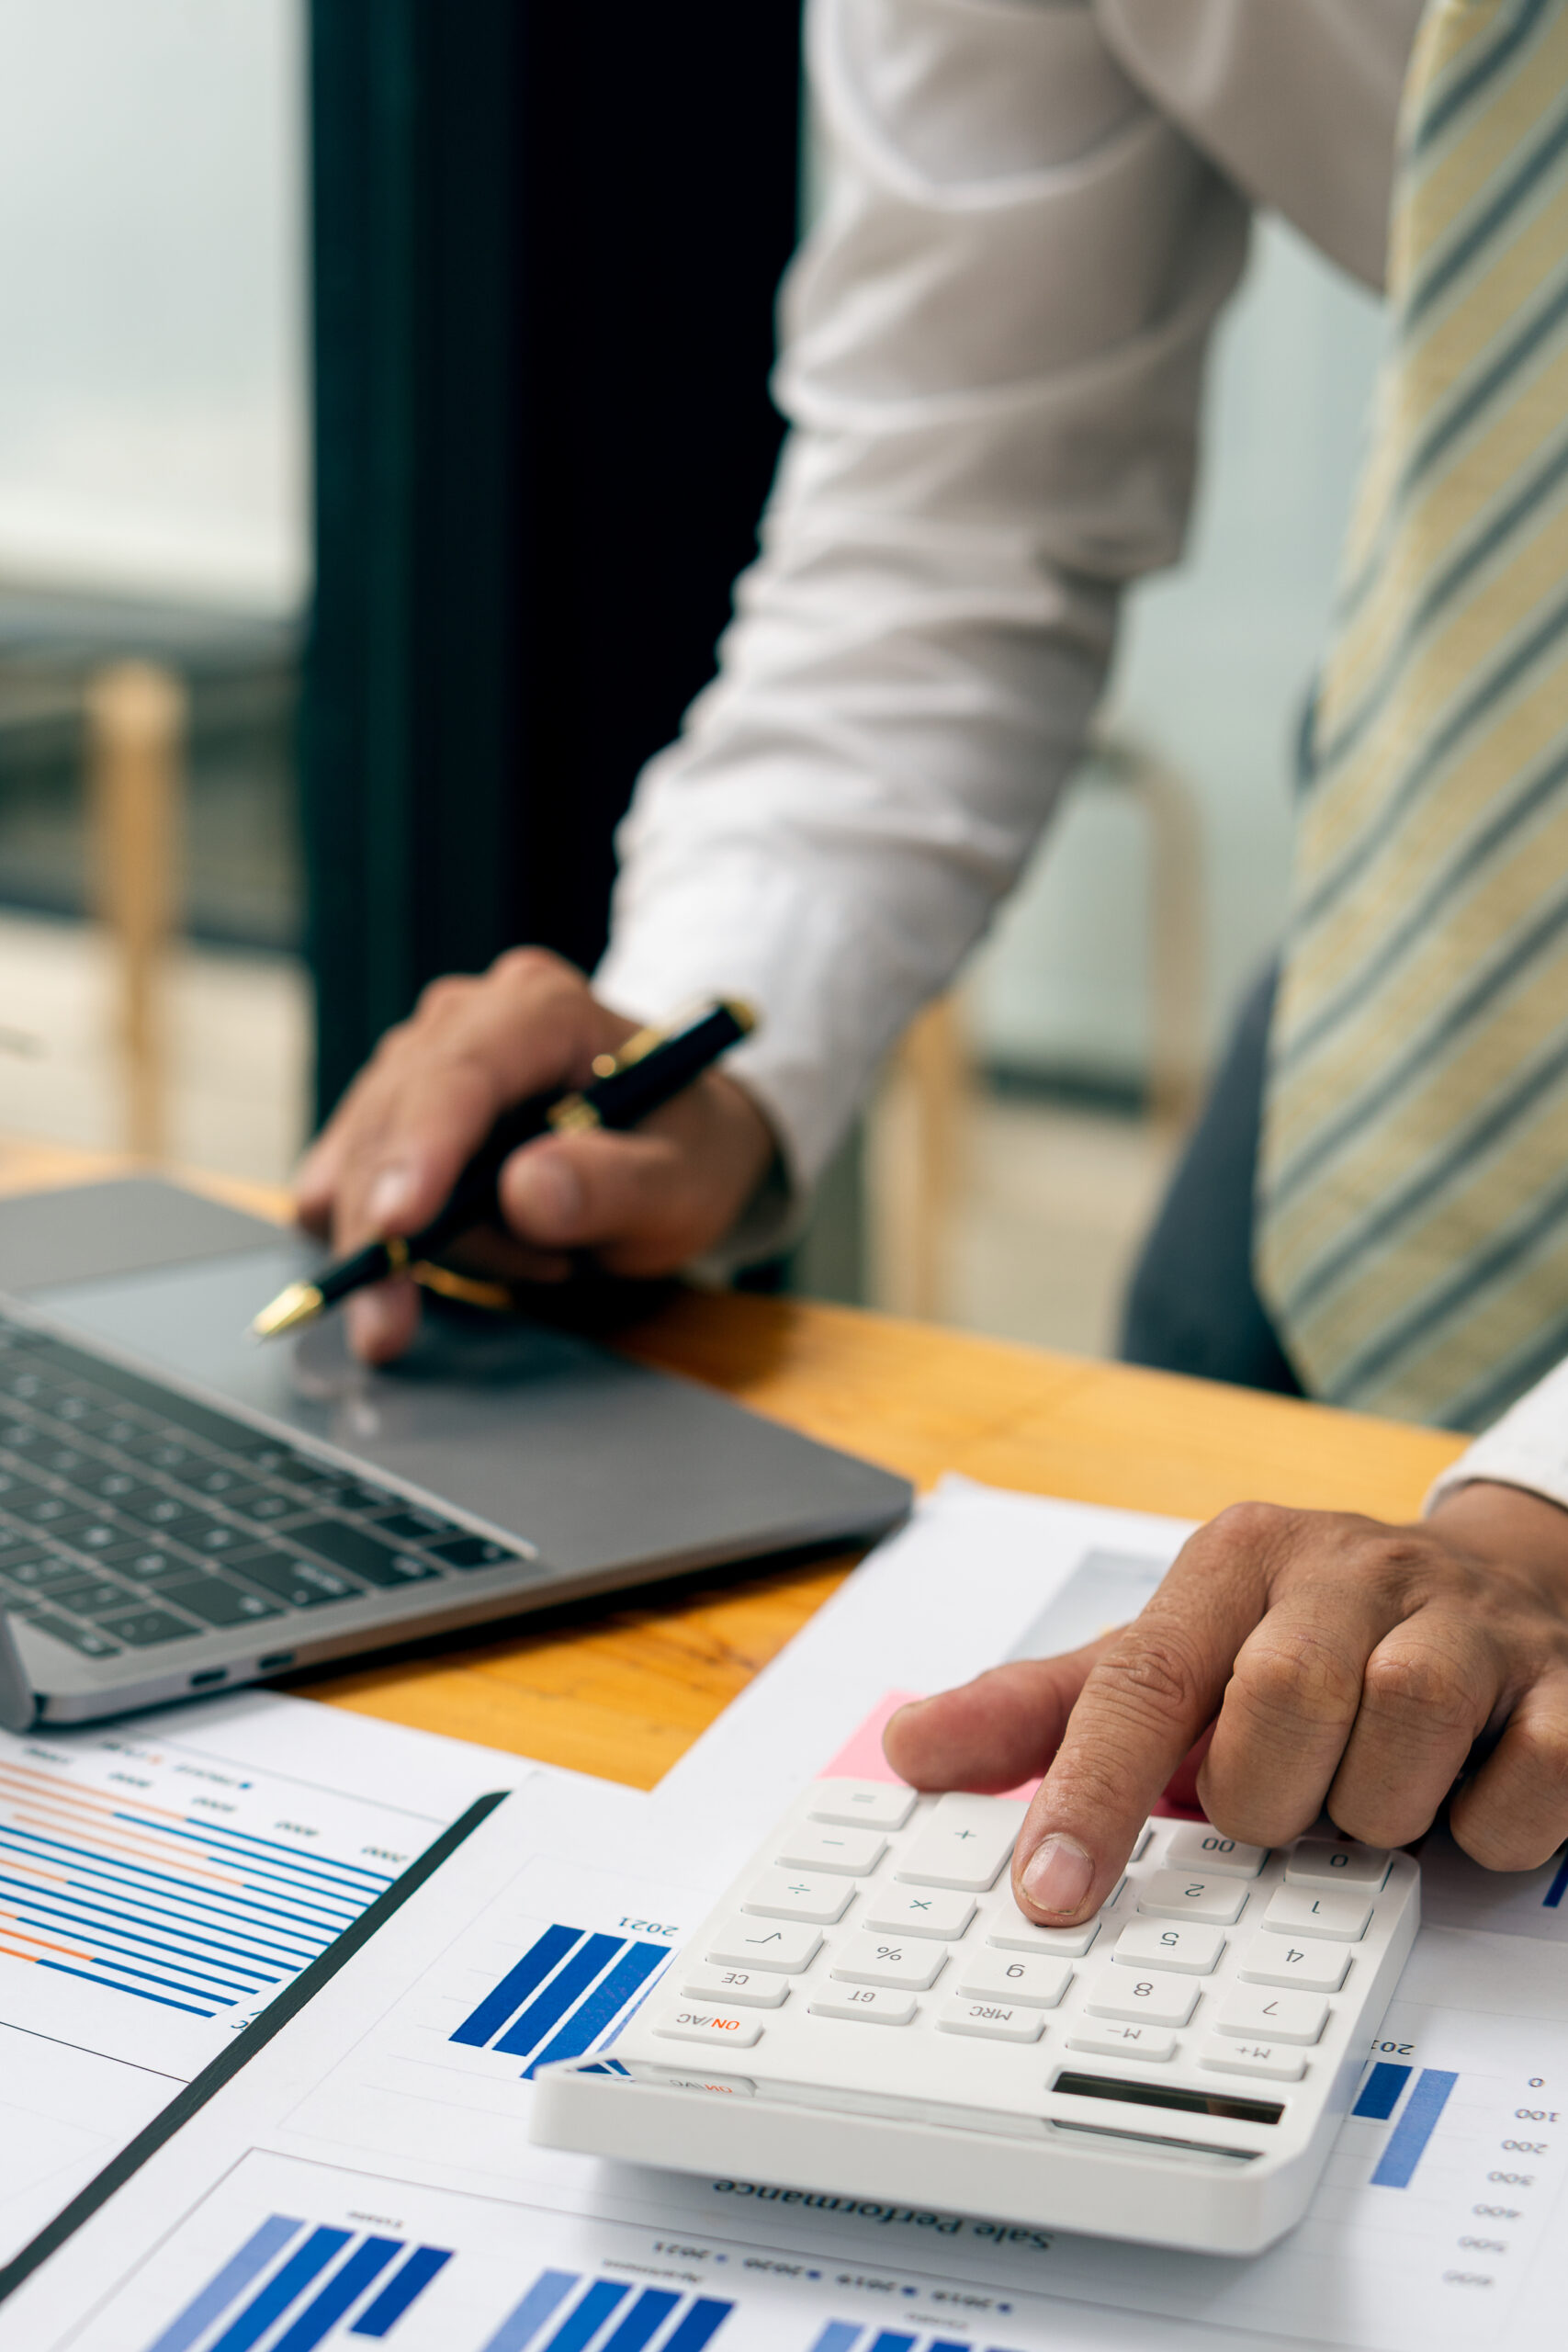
[6, 1479, 1568, 2352]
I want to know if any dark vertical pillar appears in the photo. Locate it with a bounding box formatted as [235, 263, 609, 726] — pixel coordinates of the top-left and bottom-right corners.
[303, 0, 802, 1126]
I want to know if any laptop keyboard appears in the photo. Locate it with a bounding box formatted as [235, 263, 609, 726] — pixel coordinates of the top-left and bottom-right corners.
[0, 1312, 547, 1664]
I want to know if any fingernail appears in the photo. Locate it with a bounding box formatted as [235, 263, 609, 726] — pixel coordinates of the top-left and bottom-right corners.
[1020, 1834, 1094, 1917]
[511, 1152, 584, 1238]
[367, 1164, 415, 1231]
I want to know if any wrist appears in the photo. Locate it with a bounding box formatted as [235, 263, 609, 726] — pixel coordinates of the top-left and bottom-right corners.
[1427, 1478, 1568, 1576]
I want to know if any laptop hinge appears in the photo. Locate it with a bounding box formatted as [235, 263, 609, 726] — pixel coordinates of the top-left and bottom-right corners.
[0, 1611, 37, 1733]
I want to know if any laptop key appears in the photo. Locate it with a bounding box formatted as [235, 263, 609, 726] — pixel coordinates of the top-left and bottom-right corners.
[221, 1487, 297, 1523]
[289, 1519, 434, 1583]
[427, 1533, 534, 1569]
[29, 1614, 121, 1657]
[228, 1548, 363, 1607]
[97, 1543, 195, 1582]
[155, 1576, 283, 1626]
[72, 1581, 147, 1616]
[374, 1509, 455, 1542]
[140, 1513, 247, 1555]
[93, 1607, 201, 1646]
[5, 1555, 90, 1591]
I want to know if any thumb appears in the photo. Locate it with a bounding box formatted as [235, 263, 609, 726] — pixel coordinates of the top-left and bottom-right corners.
[498, 1126, 709, 1269]
[883, 1643, 1117, 1792]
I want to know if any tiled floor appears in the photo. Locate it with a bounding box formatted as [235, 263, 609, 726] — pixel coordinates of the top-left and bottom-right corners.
[0, 911, 1179, 1359]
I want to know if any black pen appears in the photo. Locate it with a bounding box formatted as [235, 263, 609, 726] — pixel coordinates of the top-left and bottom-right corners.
[250, 1000, 756, 1340]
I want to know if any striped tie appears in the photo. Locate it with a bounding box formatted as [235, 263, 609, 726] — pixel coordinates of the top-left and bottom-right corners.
[1257, 0, 1568, 1430]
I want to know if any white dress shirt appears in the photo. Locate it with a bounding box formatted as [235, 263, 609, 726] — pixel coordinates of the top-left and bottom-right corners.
[595, 0, 1568, 1501]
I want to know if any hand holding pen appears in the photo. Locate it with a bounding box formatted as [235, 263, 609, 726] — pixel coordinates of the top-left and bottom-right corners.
[285, 952, 776, 1362]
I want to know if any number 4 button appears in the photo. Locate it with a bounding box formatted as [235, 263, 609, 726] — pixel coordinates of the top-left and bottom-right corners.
[1238, 1932, 1350, 1993]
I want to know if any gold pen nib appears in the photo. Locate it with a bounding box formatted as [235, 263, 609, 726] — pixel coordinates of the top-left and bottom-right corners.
[249, 1280, 325, 1341]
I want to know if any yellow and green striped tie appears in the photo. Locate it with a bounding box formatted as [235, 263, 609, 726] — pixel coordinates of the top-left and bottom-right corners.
[1257, 0, 1568, 1430]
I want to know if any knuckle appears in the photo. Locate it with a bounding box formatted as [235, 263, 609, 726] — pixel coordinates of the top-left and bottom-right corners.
[414, 973, 474, 1022]
[492, 944, 575, 988]
[1207, 1498, 1294, 1554]
[1088, 1628, 1207, 1727]
[1235, 1627, 1361, 1726]
[1360, 1643, 1477, 1735]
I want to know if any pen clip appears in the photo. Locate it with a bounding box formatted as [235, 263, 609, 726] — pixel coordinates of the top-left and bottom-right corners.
[587, 1023, 665, 1083]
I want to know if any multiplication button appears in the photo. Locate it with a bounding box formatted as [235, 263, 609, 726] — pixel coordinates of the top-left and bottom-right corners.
[863, 1886, 976, 1940]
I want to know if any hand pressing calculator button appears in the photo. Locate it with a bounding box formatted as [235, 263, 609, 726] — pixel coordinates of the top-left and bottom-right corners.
[532, 1784, 1421, 2257]
[1285, 1839, 1391, 1891]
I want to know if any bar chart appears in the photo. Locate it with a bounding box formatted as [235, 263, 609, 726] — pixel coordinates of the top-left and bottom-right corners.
[1353, 2064, 1460, 2190]
[479, 2267, 731, 2352]
[805, 2323, 1021, 2352]
[451, 1920, 671, 2077]
[141, 2212, 452, 2351]
[0, 1750, 398, 2018]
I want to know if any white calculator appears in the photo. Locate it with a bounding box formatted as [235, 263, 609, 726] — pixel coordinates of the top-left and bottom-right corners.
[532, 1779, 1419, 2256]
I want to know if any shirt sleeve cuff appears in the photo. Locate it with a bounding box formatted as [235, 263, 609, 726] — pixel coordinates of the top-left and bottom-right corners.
[1424, 1354, 1568, 1518]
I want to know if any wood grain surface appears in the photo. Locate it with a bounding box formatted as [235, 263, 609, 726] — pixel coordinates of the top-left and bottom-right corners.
[0, 1136, 1468, 1787]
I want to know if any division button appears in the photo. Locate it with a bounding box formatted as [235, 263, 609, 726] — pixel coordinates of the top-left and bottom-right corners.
[742, 1870, 855, 1926]
[987, 1909, 1100, 1959]
[809, 1985, 917, 2026]
[682, 1966, 790, 2008]
[655, 2008, 762, 2049]
[830, 1932, 948, 1991]
[956, 1952, 1072, 2008]
[706, 1917, 822, 1972]
[937, 1997, 1044, 2043]
[1066, 2021, 1177, 2063]
[1087, 1971, 1200, 2028]
[863, 1886, 976, 1940]
[1262, 1886, 1371, 1942]
[775, 1825, 886, 1876]
[1111, 1921, 1226, 1975]
[1198, 2034, 1305, 2083]
[807, 1779, 918, 1831]
[1238, 1933, 1350, 1993]
[1213, 1985, 1327, 2045]
[894, 1793, 1021, 1893]
[1284, 1839, 1391, 1892]
[1163, 1826, 1268, 1879]
[1136, 1871, 1249, 1926]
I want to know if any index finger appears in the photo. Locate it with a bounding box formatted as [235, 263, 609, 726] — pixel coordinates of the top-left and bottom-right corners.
[1010, 1510, 1284, 1924]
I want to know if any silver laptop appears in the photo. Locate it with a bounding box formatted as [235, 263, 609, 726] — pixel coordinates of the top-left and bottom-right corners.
[0, 1179, 910, 1728]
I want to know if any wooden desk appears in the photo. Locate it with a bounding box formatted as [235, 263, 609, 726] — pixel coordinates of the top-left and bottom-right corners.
[0, 1136, 1467, 1787]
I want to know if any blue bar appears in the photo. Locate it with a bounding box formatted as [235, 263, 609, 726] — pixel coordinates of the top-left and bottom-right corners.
[807, 2324, 860, 2352]
[1545, 1852, 1568, 1908]
[353, 2245, 454, 2337]
[541, 2279, 631, 2352]
[930, 2340, 971, 2352]
[143, 2214, 302, 2352]
[660, 2300, 732, 2352]
[38, 1958, 215, 2017]
[496, 1934, 624, 2059]
[1353, 2062, 1413, 2121]
[479, 2267, 581, 2352]
[1371, 2068, 1459, 2188]
[208, 2226, 351, 2352]
[525, 1940, 670, 2076]
[865, 2335, 914, 2352]
[453, 1923, 582, 2047]
[272, 2237, 402, 2352]
[600, 2289, 680, 2352]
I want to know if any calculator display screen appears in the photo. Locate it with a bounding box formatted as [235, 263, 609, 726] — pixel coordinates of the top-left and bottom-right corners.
[1052, 2072, 1284, 2127]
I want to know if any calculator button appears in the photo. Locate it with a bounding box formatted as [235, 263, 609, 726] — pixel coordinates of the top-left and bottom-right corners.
[743, 1871, 855, 1926]
[808, 1780, 917, 1831]
[775, 1826, 886, 1876]
[1213, 1985, 1327, 2044]
[1238, 1933, 1350, 1993]
[1262, 1886, 1371, 1941]
[655, 2007, 763, 2048]
[863, 1887, 976, 1939]
[894, 1794, 1021, 1893]
[1111, 1921, 1225, 1975]
[808, 1985, 917, 2026]
[1285, 1839, 1391, 1892]
[1198, 2035, 1306, 2082]
[1087, 1971, 1200, 2028]
[956, 1953, 1072, 2008]
[707, 1917, 822, 1972]
[1163, 1826, 1267, 1879]
[937, 1997, 1044, 2043]
[830, 1933, 948, 1991]
[1136, 1871, 1249, 1925]
[1067, 2021, 1177, 2063]
[682, 1967, 790, 2008]
[987, 1909, 1100, 1959]
[1129, 1825, 1153, 1860]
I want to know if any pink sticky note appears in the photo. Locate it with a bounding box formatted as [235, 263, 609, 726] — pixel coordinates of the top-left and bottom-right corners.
[818, 1687, 1204, 1818]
